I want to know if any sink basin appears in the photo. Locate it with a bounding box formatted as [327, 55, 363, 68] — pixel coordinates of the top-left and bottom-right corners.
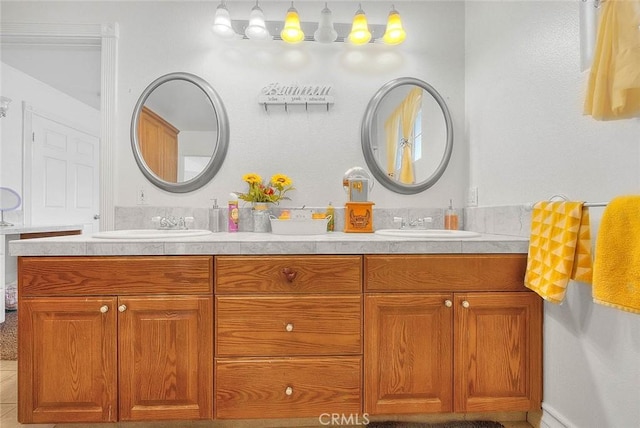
[92, 229, 213, 239]
[375, 229, 481, 239]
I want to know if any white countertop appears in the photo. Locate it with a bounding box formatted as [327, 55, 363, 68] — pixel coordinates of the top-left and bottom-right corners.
[9, 231, 528, 256]
[0, 224, 83, 236]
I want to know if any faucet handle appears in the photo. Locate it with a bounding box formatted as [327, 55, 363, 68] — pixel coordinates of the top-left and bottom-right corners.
[393, 216, 405, 229]
[151, 216, 161, 228]
[184, 216, 195, 229]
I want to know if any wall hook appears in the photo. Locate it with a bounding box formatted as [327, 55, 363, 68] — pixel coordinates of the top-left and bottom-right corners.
[284, 102, 288, 112]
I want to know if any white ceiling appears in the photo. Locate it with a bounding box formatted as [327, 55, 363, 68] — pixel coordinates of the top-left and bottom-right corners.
[1, 44, 101, 110]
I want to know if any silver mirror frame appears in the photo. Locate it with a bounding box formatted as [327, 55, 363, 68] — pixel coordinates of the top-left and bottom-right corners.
[361, 77, 453, 195]
[131, 72, 230, 193]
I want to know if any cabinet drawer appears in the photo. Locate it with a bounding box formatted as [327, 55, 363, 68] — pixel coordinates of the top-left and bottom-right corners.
[216, 295, 362, 356]
[215, 255, 362, 294]
[19, 256, 213, 296]
[215, 357, 362, 419]
[365, 254, 527, 292]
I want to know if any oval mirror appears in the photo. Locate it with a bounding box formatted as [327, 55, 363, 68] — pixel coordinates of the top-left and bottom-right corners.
[361, 77, 453, 194]
[131, 72, 229, 193]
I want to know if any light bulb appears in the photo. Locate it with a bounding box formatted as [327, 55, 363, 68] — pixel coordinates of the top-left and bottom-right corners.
[212, 1, 236, 39]
[280, 2, 305, 44]
[313, 3, 338, 43]
[382, 6, 406, 45]
[245, 1, 270, 40]
[348, 4, 371, 45]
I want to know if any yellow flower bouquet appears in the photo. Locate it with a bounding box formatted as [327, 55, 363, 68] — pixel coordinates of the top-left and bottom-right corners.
[237, 173, 294, 204]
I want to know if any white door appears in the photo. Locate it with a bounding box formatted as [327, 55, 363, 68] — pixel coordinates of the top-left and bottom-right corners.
[29, 113, 100, 232]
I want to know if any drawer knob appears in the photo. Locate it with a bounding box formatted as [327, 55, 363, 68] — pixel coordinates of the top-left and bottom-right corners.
[100, 305, 109, 313]
[444, 300, 452, 308]
[281, 267, 297, 282]
[118, 304, 127, 312]
[285, 386, 293, 396]
[285, 323, 294, 332]
[461, 300, 470, 308]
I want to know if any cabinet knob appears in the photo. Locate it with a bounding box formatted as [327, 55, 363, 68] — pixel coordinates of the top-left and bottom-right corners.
[285, 386, 293, 396]
[100, 305, 109, 313]
[118, 304, 127, 312]
[285, 323, 294, 332]
[281, 267, 297, 282]
[461, 300, 470, 308]
[444, 300, 452, 308]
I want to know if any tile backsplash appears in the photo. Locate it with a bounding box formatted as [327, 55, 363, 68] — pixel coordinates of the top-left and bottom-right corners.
[115, 205, 532, 236]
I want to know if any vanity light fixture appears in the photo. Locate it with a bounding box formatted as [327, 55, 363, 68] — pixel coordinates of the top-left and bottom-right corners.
[0, 96, 11, 118]
[281, 2, 305, 44]
[382, 5, 406, 45]
[212, 0, 237, 39]
[314, 3, 338, 43]
[348, 3, 372, 45]
[245, 1, 270, 40]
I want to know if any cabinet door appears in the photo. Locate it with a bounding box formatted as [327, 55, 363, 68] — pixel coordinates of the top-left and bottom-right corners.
[118, 296, 213, 421]
[454, 292, 542, 412]
[365, 293, 453, 414]
[18, 297, 118, 423]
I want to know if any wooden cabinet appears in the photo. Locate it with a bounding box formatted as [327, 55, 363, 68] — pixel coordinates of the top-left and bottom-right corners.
[17, 252, 542, 424]
[18, 256, 213, 424]
[214, 255, 363, 419]
[19, 297, 118, 424]
[364, 254, 542, 415]
[139, 106, 179, 182]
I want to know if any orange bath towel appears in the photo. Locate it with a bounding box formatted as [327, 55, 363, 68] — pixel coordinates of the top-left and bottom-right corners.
[592, 195, 640, 314]
[525, 201, 593, 303]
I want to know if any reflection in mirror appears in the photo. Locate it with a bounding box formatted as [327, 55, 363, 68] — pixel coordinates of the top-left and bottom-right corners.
[361, 77, 453, 194]
[131, 72, 229, 193]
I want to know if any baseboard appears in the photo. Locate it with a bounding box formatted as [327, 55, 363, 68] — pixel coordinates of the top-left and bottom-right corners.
[540, 403, 572, 428]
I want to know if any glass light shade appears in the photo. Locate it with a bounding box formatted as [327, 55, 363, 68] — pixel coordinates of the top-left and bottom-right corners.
[212, 2, 236, 39]
[313, 3, 338, 43]
[382, 9, 406, 45]
[280, 4, 305, 44]
[245, 2, 270, 40]
[348, 6, 371, 45]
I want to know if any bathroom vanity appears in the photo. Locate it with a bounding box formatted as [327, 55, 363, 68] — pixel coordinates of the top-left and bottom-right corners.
[11, 232, 541, 425]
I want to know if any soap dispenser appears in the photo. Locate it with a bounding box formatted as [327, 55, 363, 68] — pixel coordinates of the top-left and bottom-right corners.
[444, 199, 459, 230]
[209, 199, 220, 232]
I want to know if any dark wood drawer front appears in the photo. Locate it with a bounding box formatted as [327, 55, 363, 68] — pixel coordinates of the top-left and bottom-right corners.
[216, 295, 362, 356]
[365, 254, 527, 292]
[215, 255, 362, 294]
[19, 256, 213, 296]
[215, 357, 362, 419]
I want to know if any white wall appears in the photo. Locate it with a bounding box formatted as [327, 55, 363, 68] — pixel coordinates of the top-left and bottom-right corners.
[466, 2, 640, 428]
[1, 0, 467, 210]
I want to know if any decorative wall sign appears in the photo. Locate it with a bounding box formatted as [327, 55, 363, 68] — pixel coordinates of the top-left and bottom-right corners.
[258, 83, 334, 111]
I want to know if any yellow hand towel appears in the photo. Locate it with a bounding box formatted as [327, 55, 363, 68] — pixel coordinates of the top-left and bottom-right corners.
[525, 201, 593, 303]
[592, 195, 640, 314]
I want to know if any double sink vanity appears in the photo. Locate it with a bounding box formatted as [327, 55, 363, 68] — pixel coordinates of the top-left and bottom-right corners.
[10, 231, 541, 425]
[9, 70, 541, 426]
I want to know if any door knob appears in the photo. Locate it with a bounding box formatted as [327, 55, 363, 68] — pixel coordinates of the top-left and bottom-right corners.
[100, 305, 109, 313]
[444, 300, 452, 308]
[461, 300, 470, 308]
[118, 304, 127, 312]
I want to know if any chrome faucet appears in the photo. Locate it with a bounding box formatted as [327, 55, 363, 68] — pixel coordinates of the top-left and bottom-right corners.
[151, 216, 194, 230]
[393, 216, 433, 230]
